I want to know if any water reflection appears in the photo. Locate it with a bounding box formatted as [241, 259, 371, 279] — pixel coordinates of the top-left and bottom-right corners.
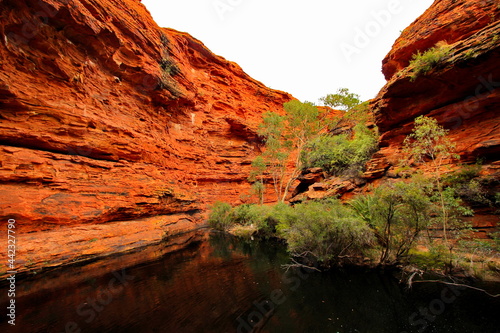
[0, 231, 498, 333]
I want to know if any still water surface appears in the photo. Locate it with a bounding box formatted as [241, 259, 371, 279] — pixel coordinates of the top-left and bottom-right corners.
[1, 230, 499, 333]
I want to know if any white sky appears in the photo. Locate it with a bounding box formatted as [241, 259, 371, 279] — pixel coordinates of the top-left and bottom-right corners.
[142, 0, 434, 103]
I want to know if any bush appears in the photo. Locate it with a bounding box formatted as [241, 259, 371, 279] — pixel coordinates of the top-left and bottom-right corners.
[278, 199, 374, 264]
[456, 179, 491, 206]
[409, 41, 452, 81]
[208, 202, 233, 231]
[444, 164, 495, 207]
[350, 177, 434, 263]
[408, 247, 447, 270]
[443, 164, 481, 185]
[301, 124, 377, 176]
[244, 205, 277, 237]
[225, 203, 295, 238]
[231, 204, 257, 225]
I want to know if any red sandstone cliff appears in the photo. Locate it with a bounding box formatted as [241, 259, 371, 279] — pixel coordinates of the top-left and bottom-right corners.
[292, 0, 499, 235]
[371, 0, 499, 172]
[0, 0, 291, 276]
[2, 0, 499, 277]
[382, 0, 500, 81]
[369, 0, 500, 232]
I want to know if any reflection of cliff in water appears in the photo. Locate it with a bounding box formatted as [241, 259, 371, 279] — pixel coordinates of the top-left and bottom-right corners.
[1, 231, 499, 333]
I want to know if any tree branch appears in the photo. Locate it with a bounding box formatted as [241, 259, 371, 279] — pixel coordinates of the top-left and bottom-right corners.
[411, 280, 500, 298]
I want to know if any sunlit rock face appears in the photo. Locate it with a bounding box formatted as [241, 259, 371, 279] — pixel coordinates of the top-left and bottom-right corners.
[370, 0, 500, 232]
[371, 0, 499, 166]
[381, 0, 500, 81]
[0, 0, 291, 274]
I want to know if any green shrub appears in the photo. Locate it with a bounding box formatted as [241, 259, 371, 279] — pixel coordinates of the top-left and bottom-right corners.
[245, 205, 277, 237]
[409, 41, 452, 81]
[443, 164, 496, 207]
[231, 204, 257, 225]
[208, 202, 234, 231]
[456, 179, 491, 206]
[272, 202, 298, 235]
[443, 163, 481, 185]
[228, 203, 295, 238]
[492, 231, 500, 252]
[279, 199, 374, 264]
[408, 247, 447, 270]
[350, 177, 434, 263]
[301, 124, 377, 176]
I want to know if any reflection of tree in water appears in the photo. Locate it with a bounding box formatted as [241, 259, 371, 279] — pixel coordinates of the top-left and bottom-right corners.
[208, 232, 290, 274]
[10, 231, 500, 333]
[207, 232, 500, 333]
[208, 231, 244, 259]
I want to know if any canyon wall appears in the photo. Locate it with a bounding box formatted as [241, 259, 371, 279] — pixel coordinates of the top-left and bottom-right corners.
[1, 0, 498, 277]
[292, 1, 499, 236]
[0, 0, 291, 275]
[369, 0, 500, 233]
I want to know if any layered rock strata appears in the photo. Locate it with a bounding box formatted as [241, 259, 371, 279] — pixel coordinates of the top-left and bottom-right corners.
[0, 0, 291, 277]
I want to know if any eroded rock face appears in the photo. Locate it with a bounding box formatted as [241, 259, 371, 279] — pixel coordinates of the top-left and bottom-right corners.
[370, 0, 500, 232]
[371, 1, 500, 162]
[0, 0, 291, 274]
[382, 0, 500, 80]
[0, 0, 291, 227]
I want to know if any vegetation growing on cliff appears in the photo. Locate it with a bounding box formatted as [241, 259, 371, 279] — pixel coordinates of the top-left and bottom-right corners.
[250, 100, 335, 202]
[301, 124, 378, 176]
[408, 41, 452, 81]
[402, 116, 473, 271]
[303, 91, 377, 177]
[209, 112, 499, 277]
[249, 89, 378, 203]
[319, 87, 361, 111]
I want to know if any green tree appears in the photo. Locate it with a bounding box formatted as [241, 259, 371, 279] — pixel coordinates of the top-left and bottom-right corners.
[281, 100, 326, 200]
[249, 155, 267, 204]
[350, 177, 434, 263]
[301, 124, 377, 176]
[254, 111, 290, 201]
[251, 181, 265, 205]
[252, 100, 331, 202]
[403, 116, 470, 271]
[319, 87, 361, 111]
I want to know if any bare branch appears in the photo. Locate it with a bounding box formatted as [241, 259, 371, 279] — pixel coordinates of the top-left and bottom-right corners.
[411, 280, 500, 298]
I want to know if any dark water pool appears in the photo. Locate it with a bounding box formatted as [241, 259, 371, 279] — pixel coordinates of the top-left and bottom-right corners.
[1, 231, 499, 333]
